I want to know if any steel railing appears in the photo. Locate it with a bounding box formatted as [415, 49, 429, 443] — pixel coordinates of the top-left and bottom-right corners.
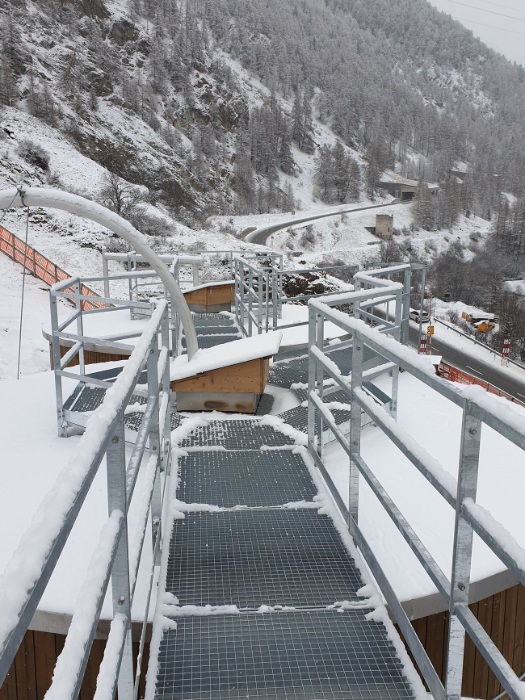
[307, 274, 525, 700]
[49, 272, 172, 436]
[0, 299, 172, 700]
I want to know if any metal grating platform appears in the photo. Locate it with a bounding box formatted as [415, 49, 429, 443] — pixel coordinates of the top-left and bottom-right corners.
[64, 383, 183, 431]
[166, 510, 364, 607]
[176, 450, 317, 507]
[268, 345, 378, 389]
[177, 420, 295, 449]
[193, 326, 239, 335]
[278, 404, 350, 435]
[156, 611, 415, 700]
[181, 334, 241, 349]
[192, 314, 236, 326]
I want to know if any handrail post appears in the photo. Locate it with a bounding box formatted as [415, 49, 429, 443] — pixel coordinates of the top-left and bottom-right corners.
[315, 313, 325, 456]
[50, 288, 66, 436]
[349, 329, 363, 528]
[445, 401, 482, 700]
[107, 413, 134, 699]
[76, 278, 85, 376]
[147, 337, 163, 566]
[307, 307, 318, 455]
[160, 308, 172, 470]
[101, 247, 110, 302]
[390, 286, 402, 419]
[257, 268, 263, 334]
[401, 267, 411, 345]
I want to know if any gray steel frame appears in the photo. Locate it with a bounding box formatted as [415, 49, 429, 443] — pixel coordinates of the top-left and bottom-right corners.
[234, 257, 359, 337]
[234, 256, 273, 336]
[307, 271, 525, 700]
[0, 300, 172, 700]
[50, 274, 163, 435]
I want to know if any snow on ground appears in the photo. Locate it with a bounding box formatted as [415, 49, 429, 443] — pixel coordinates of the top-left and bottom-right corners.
[0, 253, 70, 380]
[0, 369, 154, 623]
[504, 280, 525, 297]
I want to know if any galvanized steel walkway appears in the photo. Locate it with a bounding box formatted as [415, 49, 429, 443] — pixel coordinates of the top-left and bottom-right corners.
[152, 417, 415, 699]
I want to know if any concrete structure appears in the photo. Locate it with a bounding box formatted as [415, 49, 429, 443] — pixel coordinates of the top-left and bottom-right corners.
[378, 173, 439, 201]
[375, 214, 393, 240]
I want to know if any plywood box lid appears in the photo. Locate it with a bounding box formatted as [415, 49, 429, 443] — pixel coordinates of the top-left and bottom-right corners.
[170, 331, 282, 381]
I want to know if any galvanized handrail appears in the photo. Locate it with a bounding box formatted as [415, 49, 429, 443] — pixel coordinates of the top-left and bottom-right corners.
[0, 299, 172, 699]
[234, 256, 272, 336]
[307, 273, 525, 700]
[50, 273, 164, 436]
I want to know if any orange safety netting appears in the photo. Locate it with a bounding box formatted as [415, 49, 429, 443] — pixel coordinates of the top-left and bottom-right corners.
[0, 225, 105, 310]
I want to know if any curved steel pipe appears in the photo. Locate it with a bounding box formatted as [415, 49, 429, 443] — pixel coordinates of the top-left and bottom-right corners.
[0, 187, 199, 359]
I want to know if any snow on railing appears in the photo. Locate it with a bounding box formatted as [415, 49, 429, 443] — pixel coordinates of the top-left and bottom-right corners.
[307, 265, 525, 700]
[0, 300, 172, 700]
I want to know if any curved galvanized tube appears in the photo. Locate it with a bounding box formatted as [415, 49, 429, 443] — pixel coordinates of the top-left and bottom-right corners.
[0, 187, 199, 359]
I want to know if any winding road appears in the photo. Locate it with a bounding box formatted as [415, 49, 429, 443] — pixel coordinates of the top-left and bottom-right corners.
[245, 201, 402, 245]
[243, 200, 525, 401]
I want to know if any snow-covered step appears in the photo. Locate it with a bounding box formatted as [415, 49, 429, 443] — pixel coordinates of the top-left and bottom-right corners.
[148, 419, 418, 700]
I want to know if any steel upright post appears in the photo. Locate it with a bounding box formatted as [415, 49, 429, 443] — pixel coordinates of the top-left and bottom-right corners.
[106, 414, 134, 699]
[76, 278, 85, 377]
[349, 331, 363, 527]
[101, 247, 110, 302]
[401, 267, 411, 345]
[147, 338, 163, 565]
[50, 289, 66, 437]
[445, 402, 482, 700]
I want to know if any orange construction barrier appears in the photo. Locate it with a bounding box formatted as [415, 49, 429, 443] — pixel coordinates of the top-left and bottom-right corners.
[0, 225, 105, 310]
[437, 360, 525, 408]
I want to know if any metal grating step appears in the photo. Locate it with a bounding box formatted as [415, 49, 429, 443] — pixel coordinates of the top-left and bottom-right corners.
[191, 314, 236, 326]
[181, 334, 241, 348]
[268, 345, 378, 389]
[278, 405, 350, 435]
[155, 610, 415, 700]
[193, 326, 240, 335]
[176, 420, 296, 450]
[176, 450, 317, 507]
[64, 383, 183, 431]
[165, 510, 364, 607]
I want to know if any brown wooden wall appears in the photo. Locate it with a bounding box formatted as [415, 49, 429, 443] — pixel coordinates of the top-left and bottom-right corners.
[49, 343, 131, 370]
[407, 583, 525, 699]
[0, 630, 148, 700]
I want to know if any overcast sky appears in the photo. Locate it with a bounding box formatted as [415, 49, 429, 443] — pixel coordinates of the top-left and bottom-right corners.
[425, 0, 525, 67]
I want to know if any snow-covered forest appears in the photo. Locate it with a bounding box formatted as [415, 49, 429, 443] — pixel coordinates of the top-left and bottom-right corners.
[1, 0, 525, 355]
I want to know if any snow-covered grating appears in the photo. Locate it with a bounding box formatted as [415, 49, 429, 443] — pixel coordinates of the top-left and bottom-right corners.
[155, 612, 415, 700]
[63, 383, 184, 431]
[181, 333, 241, 349]
[176, 419, 294, 449]
[278, 404, 350, 435]
[180, 312, 243, 349]
[191, 313, 237, 326]
[194, 325, 241, 335]
[268, 344, 378, 389]
[166, 510, 365, 607]
[176, 450, 317, 507]
[149, 415, 420, 700]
